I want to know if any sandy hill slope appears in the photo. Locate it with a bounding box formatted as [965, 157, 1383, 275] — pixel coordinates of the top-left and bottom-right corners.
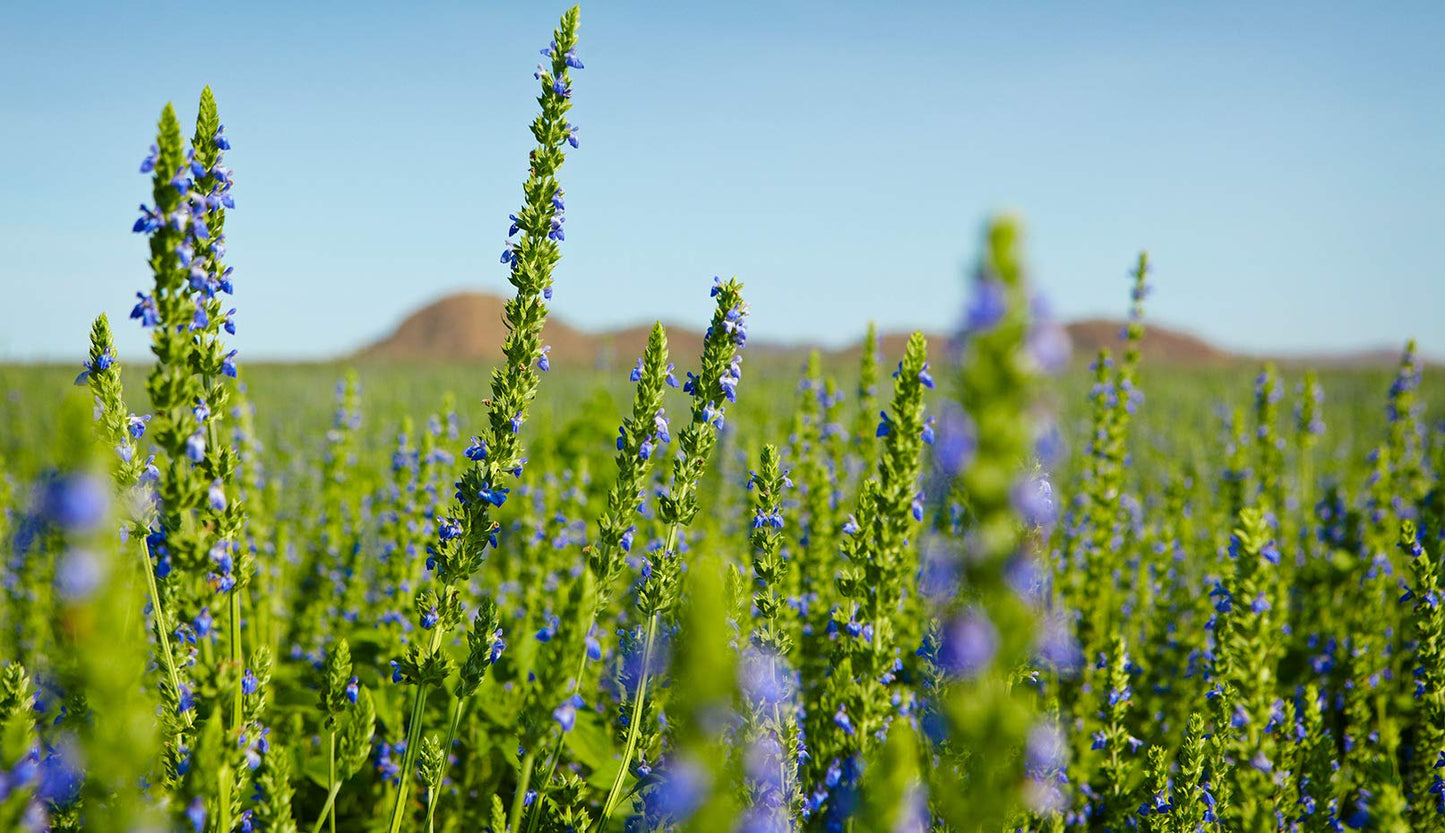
[355, 291, 1405, 369]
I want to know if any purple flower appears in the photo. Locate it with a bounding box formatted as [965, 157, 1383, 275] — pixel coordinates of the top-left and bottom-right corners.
[130, 292, 161, 327]
[964, 278, 1006, 332]
[127, 413, 151, 439]
[42, 474, 108, 533]
[552, 693, 585, 732]
[207, 479, 227, 511]
[1012, 473, 1056, 527]
[56, 548, 104, 600]
[939, 609, 998, 678]
[478, 485, 510, 507]
[649, 757, 710, 821]
[186, 431, 206, 462]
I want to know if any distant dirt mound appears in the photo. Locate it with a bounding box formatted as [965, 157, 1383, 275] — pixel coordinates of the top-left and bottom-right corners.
[358, 292, 591, 364]
[357, 293, 707, 368]
[359, 290, 1402, 369]
[1065, 317, 1230, 365]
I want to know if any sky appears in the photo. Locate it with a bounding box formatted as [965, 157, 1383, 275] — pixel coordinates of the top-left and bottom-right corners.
[1, 1, 1442, 363]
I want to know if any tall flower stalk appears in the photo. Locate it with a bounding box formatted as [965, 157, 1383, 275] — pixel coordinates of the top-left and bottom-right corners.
[386, 9, 583, 831]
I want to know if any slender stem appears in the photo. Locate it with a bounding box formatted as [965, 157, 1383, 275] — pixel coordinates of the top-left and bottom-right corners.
[387, 685, 432, 833]
[310, 784, 342, 833]
[429, 695, 466, 832]
[508, 749, 538, 833]
[138, 536, 184, 714]
[310, 731, 338, 833]
[329, 732, 337, 833]
[524, 637, 593, 831]
[593, 520, 682, 831]
[218, 764, 233, 833]
[229, 586, 244, 729]
[596, 613, 659, 829]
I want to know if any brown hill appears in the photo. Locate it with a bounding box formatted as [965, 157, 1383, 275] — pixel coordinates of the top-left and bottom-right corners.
[356, 290, 1406, 369]
[1065, 317, 1230, 365]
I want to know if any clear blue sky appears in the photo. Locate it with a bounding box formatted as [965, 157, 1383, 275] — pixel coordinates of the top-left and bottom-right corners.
[2, 1, 1441, 362]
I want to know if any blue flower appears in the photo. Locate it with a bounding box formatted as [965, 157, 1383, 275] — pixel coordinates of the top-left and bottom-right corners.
[488, 632, 507, 664]
[538, 345, 551, 371]
[185, 431, 207, 463]
[876, 410, 894, 438]
[130, 292, 160, 327]
[564, 47, 584, 69]
[939, 609, 998, 678]
[56, 548, 103, 600]
[223, 308, 237, 335]
[553, 693, 585, 732]
[207, 479, 227, 511]
[535, 612, 560, 642]
[127, 413, 151, 439]
[187, 797, 207, 833]
[213, 125, 232, 150]
[465, 437, 489, 462]
[421, 606, 439, 629]
[221, 349, 238, 378]
[478, 485, 510, 507]
[964, 278, 1006, 332]
[242, 668, 258, 695]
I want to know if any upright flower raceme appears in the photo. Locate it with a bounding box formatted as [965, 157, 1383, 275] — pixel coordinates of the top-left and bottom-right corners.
[387, 10, 583, 833]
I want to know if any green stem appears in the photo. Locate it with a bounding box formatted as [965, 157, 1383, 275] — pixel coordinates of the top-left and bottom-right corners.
[310, 784, 342, 833]
[595, 613, 659, 830]
[310, 731, 338, 833]
[387, 686, 431, 833]
[508, 749, 538, 833]
[429, 696, 466, 832]
[138, 536, 185, 722]
[592, 519, 684, 831]
[523, 636, 594, 833]
[229, 586, 244, 729]
[218, 764, 233, 833]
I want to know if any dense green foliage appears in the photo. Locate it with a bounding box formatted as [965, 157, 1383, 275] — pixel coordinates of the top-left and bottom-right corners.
[2, 6, 1443, 832]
